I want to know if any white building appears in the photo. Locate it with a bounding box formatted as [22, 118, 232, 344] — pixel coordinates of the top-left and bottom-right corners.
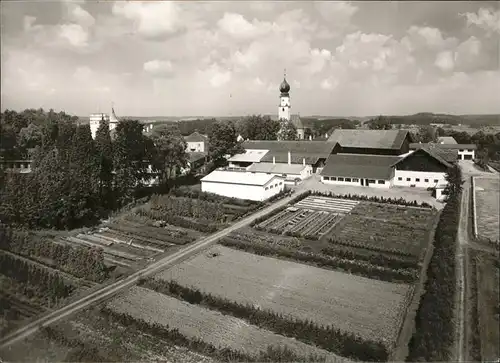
[89, 108, 119, 139]
[410, 142, 476, 160]
[201, 170, 285, 201]
[320, 154, 400, 188]
[184, 132, 209, 153]
[247, 154, 313, 185]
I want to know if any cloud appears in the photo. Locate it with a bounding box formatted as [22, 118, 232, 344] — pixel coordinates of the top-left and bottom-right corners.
[73, 66, 92, 81]
[314, 1, 358, 29]
[23, 16, 37, 32]
[461, 7, 500, 35]
[58, 23, 89, 47]
[435, 51, 455, 72]
[143, 60, 174, 77]
[66, 3, 95, 28]
[112, 2, 184, 39]
[217, 12, 270, 40]
[403, 26, 458, 50]
[201, 64, 232, 88]
[320, 78, 338, 90]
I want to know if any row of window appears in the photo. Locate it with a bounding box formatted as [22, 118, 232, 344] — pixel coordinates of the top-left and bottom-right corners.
[398, 177, 439, 183]
[265, 181, 283, 190]
[323, 176, 385, 184]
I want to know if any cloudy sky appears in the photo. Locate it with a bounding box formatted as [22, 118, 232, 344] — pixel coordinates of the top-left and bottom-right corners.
[1, 1, 499, 117]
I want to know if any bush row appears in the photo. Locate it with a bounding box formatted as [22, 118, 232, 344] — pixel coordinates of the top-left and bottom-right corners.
[221, 237, 417, 283]
[101, 306, 326, 362]
[139, 278, 388, 362]
[0, 251, 75, 302]
[135, 208, 218, 233]
[321, 246, 419, 270]
[407, 166, 461, 361]
[327, 237, 416, 258]
[251, 191, 312, 227]
[468, 252, 482, 362]
[310, 191, 433, 208]
[0, 225, 108, 282]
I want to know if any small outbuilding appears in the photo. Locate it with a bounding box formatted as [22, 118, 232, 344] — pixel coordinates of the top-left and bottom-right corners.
[201, 170, 285, 201]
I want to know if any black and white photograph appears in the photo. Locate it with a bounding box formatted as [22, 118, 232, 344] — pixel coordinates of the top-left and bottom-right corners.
[1, 1, 499, 362]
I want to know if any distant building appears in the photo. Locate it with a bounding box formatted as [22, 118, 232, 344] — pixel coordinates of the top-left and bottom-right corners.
[0, 158, 33, 174]
[437, 136, 458, 144]
[184, 131, 209, 153]
[272, 71, 306, 140]
[410, 142, 477, 160]
[89, 107, 120, 139]
[201, 170, 285, 201]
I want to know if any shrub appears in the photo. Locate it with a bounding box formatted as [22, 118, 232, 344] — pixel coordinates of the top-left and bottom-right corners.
[310, 191, 433, 208]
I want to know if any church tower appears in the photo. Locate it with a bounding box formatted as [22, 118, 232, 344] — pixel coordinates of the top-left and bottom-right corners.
[278, 69, 291, 121]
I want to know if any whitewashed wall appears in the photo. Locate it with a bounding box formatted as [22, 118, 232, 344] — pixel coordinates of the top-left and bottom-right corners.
[187, 141, 205, 153]
[201, 178, 284, 201]
[393, 170, 447, 188]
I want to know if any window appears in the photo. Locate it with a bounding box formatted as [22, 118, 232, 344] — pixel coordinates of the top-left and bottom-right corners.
[331, 177, 337, 181]
[398, 177, 402, 181]
[345, 178, 351, 182]
[368, 179, 376, 183]
[324, 176, 330, 181]
[265, 187, 269, 190]
[352, 178, 359, 182]
[425, 179, 429, 182]
[459, 149, 464, 152]
[338, 177, 344, 181]
[406, 178, 411, 181]
[279, 182, 283, 185]
[270, 185, 273, 189]
[416, 178, 420, 182]
[282, 107, 285, 112]
[434, 179, 438, 183]
[378, 180, 385, 184]
[275, 183, 278, 187]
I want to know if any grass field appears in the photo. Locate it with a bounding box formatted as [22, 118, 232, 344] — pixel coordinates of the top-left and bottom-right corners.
[476, 252, 500, 361]
[474, 177, 500, 242]
[156, 245, 412, 347]
[108, 286, 342, 361]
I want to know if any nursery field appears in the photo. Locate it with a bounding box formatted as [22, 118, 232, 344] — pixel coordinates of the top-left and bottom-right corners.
[106, 286, 342, 362]
[155, 245, 413, 348]
[474, 177, 500, 243]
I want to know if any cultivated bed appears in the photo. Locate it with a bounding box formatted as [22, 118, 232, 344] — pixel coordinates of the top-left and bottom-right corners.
[107, 286, 344, 362]
[475, 177, 500, 242]
[156, 245, 412, 346]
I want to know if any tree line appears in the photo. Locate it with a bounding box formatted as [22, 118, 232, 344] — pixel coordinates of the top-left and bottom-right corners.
[0, 109, 247, 230]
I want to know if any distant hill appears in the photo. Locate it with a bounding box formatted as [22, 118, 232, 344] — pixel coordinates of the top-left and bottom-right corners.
[363, 113, 500, 127]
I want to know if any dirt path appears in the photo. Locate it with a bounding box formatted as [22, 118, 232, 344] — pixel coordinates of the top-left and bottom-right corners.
[0, 191, 302, 350]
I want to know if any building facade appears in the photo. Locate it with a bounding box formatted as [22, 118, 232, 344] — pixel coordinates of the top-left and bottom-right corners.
[89, 107, 119, 139]
[184, 132, 209, 153]
[201, 170, 285, 201]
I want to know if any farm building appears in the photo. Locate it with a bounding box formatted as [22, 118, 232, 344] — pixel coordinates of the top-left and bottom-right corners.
[320, 154, 400, 188]
[410, 142, 476, 160]
[201, 170, 285, 201]
[327, 129, 413, 156]
[229, 140, 337, 172]
[184, 131, 209, 153]
[392, 147, 454, 188]
[247, 158, 313, 185]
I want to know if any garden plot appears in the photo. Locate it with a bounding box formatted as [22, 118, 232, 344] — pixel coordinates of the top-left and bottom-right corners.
[474, 177, 500, 242]
[295, 196, 359, 213]
[108, 286, 345, 362]
[156, 245, 412, 347]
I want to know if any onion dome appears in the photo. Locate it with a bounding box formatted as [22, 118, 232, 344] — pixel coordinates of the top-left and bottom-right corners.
[279, 78, 290, 93]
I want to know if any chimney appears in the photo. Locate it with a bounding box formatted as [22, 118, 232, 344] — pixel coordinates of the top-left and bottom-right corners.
[303, 158, 306, 166]
[288, 151, 291, 165]
[309, 135, 312, 141]
[325, 133, 328, 138]
[273, 156, 276, 165]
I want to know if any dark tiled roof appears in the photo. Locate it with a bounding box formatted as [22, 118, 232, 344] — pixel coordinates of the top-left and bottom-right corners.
[321, 154, 400, 180]
[410, 143, 477, 150]
[393, 147, 453, 168]
[327, 129, 410, 150]
[185, 131, 208, 142]
[437, 136, 457, 144]
[188, 152, 207, 163]
[241, 140, 336, 165]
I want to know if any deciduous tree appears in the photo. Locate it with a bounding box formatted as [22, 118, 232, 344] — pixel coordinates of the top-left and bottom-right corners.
[236, 115, 281, 140]
[151, 124, 188, 185]
[208, 120, 244, 167]
[277, 120, 297, 141]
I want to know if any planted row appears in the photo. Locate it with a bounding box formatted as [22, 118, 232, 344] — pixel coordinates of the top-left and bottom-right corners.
[327, 237, 416, 258]
[220, 237, 417, 283]
[139, 278, 388, 362]
[407, 165, 462, 361]
[101, 306, 326, 362]
[251, 191, 312, 227]
[310, 191, 433, 208]
[135, 208, 218, 233]
[0, 252, 75, 302]
[0, 225, 108, 282]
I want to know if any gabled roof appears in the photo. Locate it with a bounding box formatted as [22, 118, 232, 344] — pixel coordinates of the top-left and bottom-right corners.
[188, 152, 206, 163]
[321, 154, 400, 180]
[247, 162, 307, 175]
[185, 131, 208, 142]
[228, 149, 269, 163]
[437, 136, 457, 144]
[201, 170, 283, 186]
[327, 129, 410, 150]
[410, 142, 477, 150]
[240, 140, 336, 164]
[392, 147, 453, 169]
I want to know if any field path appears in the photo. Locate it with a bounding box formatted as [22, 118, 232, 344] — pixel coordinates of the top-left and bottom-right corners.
[0, 190, 303, 350]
